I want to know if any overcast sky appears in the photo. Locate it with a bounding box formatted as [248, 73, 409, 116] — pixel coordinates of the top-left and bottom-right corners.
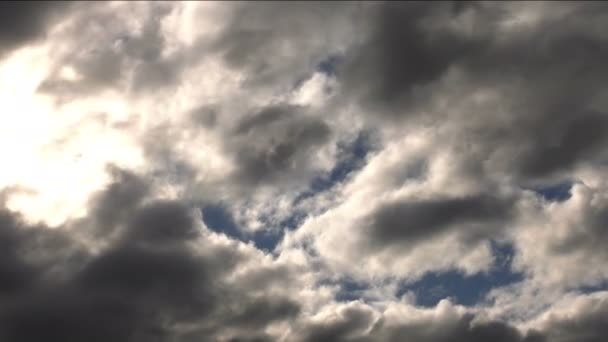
[1, 1, 608, 341]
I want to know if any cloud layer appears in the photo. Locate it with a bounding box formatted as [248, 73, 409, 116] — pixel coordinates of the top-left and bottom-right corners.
[1, 1, 608, 341]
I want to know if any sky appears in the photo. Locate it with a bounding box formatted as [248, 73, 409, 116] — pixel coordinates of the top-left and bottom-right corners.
[1, 1, 608, 341]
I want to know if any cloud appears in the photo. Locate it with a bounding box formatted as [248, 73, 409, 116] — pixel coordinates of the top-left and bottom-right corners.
[537, 292, 608, 342]
[0, 171, 307, 341]
[337, 1, 485, 114]
[508, 180, 608, 290]
[272, 0, 608, 288]
[212, 1, 357, 90]
[0, 1, 74, 57]
[2, 2, 608, 341]
[227, 104, 332, 187]
[37, 2, 179, 99]
[290, 300, 545, 342]
[335, 1, 608, 183]
[362, 193, 515, 249]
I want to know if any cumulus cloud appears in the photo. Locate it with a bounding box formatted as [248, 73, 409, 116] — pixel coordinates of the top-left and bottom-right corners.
[2, 1, 608, 341]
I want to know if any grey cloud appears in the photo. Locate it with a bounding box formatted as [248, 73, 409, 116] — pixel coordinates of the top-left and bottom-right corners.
[0, 210, 50, 295]
[370, 316, 541, 342]
[292, 305, 545, 342]
[38, 1, 354, 99]
[74, 244, 215, 322]
[336, 1, 608, 182]
[138, 101, 335, 230]
[338, 1, 486, 114]
[38, 2, 181, 98]
[0, 208, 84, 297]
[0, 170, 301, 341]
[0, 1, 73, 57]
[126, 4, 182, 93]
[88, 167, 150, 235]
[0, 289, 141, 342]
[190, 105, 218, 129]
[297, 305, 377, 342]
[227, 335, 274, 342]
[234, 105, 294, 135]
[221, 296, 300, 330]
[227, 104, 332, 186]
[229, 336, 272, 342]
[362, 194, 515, 250]
[468, 86, 608, 182]
[541, 295, 608, 342]
[213, 1, 358, 89]
[476, 109, 608, 182]
[125, 200, 201, 244]
[464, 2, 608, 182]
[547, 190, 608, 260]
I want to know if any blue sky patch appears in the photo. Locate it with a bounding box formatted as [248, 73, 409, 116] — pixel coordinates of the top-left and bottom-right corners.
[530, 181, 573, 202]
[201, 204, 243, 240]
[317, 54, 343, 76]
[335, 278, 370, 302]
[296, 131, 371, 204]
[251, 229, 283, 253]
[202, 204, 287, 253]
[396, 242, 524, 307]
[576, 280, 608, 294]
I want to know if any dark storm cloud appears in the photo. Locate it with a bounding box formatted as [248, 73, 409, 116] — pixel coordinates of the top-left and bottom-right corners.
[0, 1, 73, 57]
[0, 171, 300, 341]
[228, 104, 331, 186]
[362, 194, 515, 249]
